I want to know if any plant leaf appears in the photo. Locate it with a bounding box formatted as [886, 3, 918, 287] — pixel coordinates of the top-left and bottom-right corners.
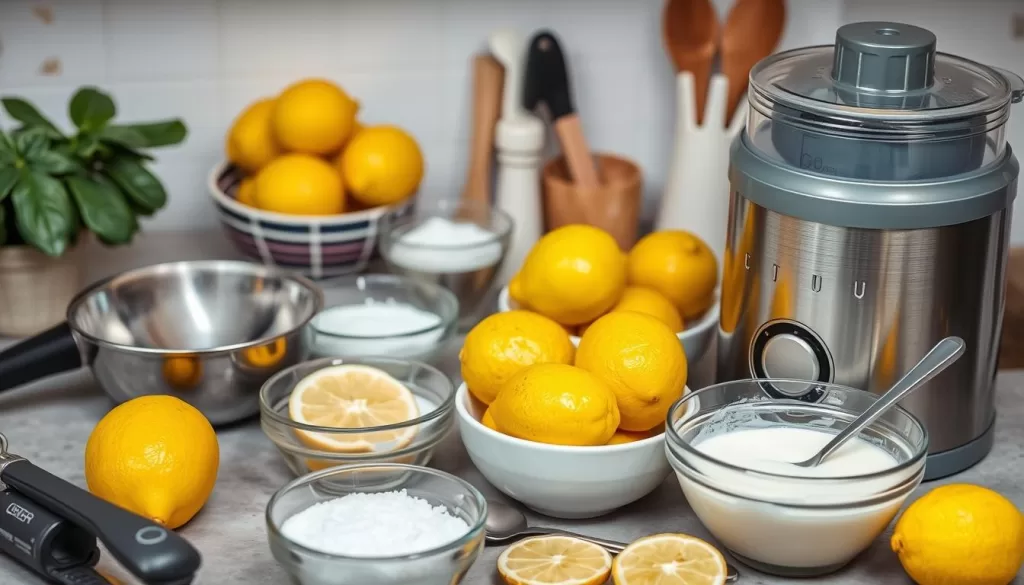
[0, 167, 18, 202]
[100, 139, 155, 162]
[1, 98, 62, 137]
[69, 87, 116, 131]
[0, 131, 16, 165]
[104, 158, 166, 212]
[14, 127, 49, 161]
[30, 149, 80, 175]
[11, 169, 74, 256]
[100, 120, 187, 149]
[74, 134, 102, 159]
[66, 175, 136, 244]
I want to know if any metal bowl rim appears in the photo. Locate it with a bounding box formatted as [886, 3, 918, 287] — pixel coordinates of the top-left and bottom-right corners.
[65, 259, 324, 356]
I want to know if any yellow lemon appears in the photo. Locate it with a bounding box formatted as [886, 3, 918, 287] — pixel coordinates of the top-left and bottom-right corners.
[225, 98, 281, 173]
[608, 286, 684, 332]
[243, 338, 287, 368]
[288, 364, 419, 453]
[85, 396, 219, 529]
[481, 407, 499, 431]
[627, 230, 718, 320]
[255, 154, 345, 215]
[575, 311, 688, 432]
[498, 535, 613, 585]
[272, 79, 359, 155]
[161, 355, 202, 389]
[509, 225, 627, 326]
[460, 310, 575, 405]
[892, 484, 1024, 585]
[605, 428, 658, 445]
[489, 363, 620, 446]
[339, 125, 424, 207]
[235, 178, 257, 208]
[612, 533, 727, 585]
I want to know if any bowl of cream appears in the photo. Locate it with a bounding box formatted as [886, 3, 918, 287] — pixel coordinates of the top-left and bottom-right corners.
[306, 274, 459, 363]
[664, 379, 928, 578]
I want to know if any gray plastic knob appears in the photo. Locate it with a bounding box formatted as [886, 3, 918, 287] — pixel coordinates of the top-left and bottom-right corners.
[831, 22, 937, 92]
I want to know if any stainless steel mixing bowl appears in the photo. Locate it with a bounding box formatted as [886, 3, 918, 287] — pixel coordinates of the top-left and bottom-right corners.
[0, 260, 322, 426]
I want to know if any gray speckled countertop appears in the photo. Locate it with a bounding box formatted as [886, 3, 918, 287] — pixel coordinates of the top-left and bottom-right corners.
[0, 232, 1020, 584]
[1, 346, 1022, 585]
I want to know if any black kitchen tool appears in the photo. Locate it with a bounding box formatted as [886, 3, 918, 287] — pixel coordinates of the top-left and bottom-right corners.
[0, 433, 201, 585]
[523, 29, 601, 188]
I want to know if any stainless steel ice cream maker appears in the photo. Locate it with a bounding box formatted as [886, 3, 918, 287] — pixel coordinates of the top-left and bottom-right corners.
[718, 21, 1024, 480]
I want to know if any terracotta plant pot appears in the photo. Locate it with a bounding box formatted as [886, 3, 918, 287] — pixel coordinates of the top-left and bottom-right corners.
[0, 243, 84, 337]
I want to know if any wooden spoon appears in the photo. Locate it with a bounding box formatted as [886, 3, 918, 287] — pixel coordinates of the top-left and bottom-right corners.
[721, 0, 786, 121]
[663, 0, 720, 125]
[461, 54, 505, 205]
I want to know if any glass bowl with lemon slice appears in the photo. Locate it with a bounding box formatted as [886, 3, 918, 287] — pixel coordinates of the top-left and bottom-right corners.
[260, 356, 455, 483]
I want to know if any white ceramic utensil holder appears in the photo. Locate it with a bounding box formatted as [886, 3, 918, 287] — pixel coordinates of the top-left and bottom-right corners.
[657, 71, 747, 261]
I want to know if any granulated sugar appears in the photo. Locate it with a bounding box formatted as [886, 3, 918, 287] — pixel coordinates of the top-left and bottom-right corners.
[388, 216, 503, 273]
[280, 489, 470, 557]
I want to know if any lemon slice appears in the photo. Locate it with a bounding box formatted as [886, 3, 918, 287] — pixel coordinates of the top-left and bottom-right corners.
[612, 534, 727, 585]
[497, 535, 612, 585]
[288, 364, 419, 453]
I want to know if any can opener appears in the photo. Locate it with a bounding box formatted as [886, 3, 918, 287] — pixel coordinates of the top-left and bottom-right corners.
[0, 432, 201, 584]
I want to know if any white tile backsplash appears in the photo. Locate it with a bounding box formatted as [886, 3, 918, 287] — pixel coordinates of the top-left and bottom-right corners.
[103, 0, 220, 82]
[2, 0, 1024, 240]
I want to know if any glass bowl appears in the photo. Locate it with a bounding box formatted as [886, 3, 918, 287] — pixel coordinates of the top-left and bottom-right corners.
[378, 198, 513, 330]
[664, 379, 928, 577]
[260, 357, 456, 478]
[306, 274, 459, 364]
[266, 463, 486, 585]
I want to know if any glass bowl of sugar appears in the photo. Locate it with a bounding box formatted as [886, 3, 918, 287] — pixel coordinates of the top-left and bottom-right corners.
[379, 198, 513, 330]
[307, 273, 459, 364]
[267, 463, 486, 585]
[260, 356, 456, 477]
[664, 379, 928, 578]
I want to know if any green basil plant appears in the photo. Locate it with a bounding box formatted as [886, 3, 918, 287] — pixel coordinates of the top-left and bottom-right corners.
[0, 86, 187, 256]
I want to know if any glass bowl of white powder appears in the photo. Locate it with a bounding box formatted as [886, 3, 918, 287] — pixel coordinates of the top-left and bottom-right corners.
[306, 274, 459, 363]
[267, 463, 486, 585]
[664, 379, 928, 578]
[378, 199, 512, 330]
[261, 357, 455, 478]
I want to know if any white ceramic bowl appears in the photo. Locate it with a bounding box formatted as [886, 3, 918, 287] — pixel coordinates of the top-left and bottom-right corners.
[497, 286, 719, 364]
[456, 382, 692, 519]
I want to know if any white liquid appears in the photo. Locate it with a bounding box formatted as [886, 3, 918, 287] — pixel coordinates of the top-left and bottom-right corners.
[676, 425, 921, 571]
[697, 427, 895, 479]
[309, 301, 446, 359]
[388, 217, 503, 273]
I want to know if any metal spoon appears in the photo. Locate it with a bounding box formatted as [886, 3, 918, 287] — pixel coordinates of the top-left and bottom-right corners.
[795, 336, 966, 468]
[485, 500, 740, 582]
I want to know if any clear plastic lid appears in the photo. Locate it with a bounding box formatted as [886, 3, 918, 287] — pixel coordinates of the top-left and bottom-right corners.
[745, 21, 1024, 180]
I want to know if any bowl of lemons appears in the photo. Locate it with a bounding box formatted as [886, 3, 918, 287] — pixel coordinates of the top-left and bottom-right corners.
[497, 226, 720, 365]
[454, 306, 696, 519]
[208, 78, 423, 279]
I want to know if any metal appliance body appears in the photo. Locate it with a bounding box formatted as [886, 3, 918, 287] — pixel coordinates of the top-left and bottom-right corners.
[718, 21, 1024, 480]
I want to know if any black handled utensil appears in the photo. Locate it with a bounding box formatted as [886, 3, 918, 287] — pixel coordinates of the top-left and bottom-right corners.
[0, 433, 201, 584]
[523, 29, 601, 189]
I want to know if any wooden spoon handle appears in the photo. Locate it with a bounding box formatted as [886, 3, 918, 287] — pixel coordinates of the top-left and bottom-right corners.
[462, 54, 505, 205]
[553, 114, 600, 188]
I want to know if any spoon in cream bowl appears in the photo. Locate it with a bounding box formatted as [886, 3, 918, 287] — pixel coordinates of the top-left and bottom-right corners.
[794, 336, 966, 468]
[484, 499, 740, 581]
